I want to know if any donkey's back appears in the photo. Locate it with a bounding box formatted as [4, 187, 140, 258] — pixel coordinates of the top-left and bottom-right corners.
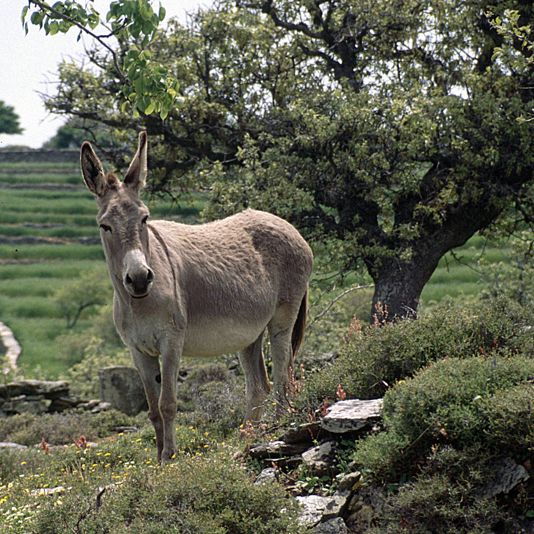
[150, 209, 313, 358]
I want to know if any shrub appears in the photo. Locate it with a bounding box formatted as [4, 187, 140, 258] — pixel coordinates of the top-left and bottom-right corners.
[298, 296, 534, 411]
[64, 338, 131, 399]
[353, 354, 534, 478]
[29, 450, 301, 534]
[0, 409, 136, 447]
[176, 363, 245, 434]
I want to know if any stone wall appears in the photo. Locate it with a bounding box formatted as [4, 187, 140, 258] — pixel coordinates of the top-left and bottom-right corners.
[0, 149, 79, 164]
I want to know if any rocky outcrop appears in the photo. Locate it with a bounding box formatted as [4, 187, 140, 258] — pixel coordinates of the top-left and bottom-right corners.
[247, 398, 384, 529]
[0, 379, 110, 416]
[98, 366, 147, 416]
[321, 399, 383, 433]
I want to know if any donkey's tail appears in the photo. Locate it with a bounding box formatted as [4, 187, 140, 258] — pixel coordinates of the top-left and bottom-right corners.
[291, 290, 308, 365]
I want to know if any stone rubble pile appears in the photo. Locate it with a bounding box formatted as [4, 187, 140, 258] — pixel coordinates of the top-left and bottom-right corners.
[250, 398, 385, 534]
[0, 379, 111, 416]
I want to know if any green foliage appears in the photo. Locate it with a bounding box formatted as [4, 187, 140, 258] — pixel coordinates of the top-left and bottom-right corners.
[381, 355, 534, 459]
[64, 338, 130, 399]
[383, 470, 500, 534]
[348, 319, 534, 532]
[298, 296, 534, 410]
[53, 268, 111, 328]
[0, 409, 136, 448]
[23, 0, 174, 118]
[0, 101, 23, 135]
[0, 425, 300, 534]
[175, 364, 245, 434]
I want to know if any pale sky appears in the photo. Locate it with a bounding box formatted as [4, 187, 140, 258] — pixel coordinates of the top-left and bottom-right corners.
[0, 1, 208, 148]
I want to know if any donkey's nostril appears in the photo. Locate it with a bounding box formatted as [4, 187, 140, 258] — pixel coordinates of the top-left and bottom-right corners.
[147, 269, 154, 283]
[125, 274, 133, 285]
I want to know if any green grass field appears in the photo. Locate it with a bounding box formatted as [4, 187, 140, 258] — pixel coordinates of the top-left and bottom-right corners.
[0, 159, 515, 378]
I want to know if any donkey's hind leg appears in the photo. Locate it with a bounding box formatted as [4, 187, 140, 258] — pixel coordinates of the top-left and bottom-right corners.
[239, 331, 270, 422]
[268, 302, 301, 416]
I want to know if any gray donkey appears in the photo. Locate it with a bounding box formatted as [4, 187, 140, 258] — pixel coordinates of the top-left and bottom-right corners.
[80, 132, 313, 463]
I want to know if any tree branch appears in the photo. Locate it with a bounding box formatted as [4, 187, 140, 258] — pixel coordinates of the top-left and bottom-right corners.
[28, 0, 126, 82]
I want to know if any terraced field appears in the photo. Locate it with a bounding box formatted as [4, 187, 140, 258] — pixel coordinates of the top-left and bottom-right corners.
[0, 160, 203, 377]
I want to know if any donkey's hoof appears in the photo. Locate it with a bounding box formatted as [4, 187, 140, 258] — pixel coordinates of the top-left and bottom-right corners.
[160, 449, 177, 466]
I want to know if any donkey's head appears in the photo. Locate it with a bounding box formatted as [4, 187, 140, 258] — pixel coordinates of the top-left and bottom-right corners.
[81, 132, 154, 299]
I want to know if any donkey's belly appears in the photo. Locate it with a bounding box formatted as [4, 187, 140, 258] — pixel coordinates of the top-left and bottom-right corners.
[182, 317, 266, 358]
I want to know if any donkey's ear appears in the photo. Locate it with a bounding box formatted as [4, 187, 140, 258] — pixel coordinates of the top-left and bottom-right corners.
[124, 131, 148, 191]
[80, 141, 107, 197]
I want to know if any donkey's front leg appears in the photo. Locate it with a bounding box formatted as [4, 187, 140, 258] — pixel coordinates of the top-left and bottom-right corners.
[130, 349, 163, 462]
[131, 349, 164, 462]
[159, 336, 183, 464]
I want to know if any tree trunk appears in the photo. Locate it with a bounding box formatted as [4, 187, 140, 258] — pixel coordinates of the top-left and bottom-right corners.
[369, 256, 440, 323]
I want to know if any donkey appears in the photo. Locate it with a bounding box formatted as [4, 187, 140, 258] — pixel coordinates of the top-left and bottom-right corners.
[80, 132, 313, 463]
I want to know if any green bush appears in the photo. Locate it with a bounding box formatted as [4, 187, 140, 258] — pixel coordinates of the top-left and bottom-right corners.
[29, 450, 301, 534]
[364, 445, 529, 534]
[0, 409, 137, 447]
[354, 355, 534, 478]
[352, 353, 533, 533]
[298, 296, 534, 410]
[64, 338, 131, 399]
[176, 364, 245, 434]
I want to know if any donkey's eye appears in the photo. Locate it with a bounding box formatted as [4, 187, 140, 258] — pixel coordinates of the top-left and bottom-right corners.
[141, 215, 149, 225]
[100, 224, 112, 233]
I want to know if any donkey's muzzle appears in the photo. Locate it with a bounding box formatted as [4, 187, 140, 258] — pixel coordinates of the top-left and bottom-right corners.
[124, 268, 154, 298]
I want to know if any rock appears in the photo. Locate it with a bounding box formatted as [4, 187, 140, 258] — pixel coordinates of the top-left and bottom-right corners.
[297, 495, 333, 527]
[254, 467, 278, 485]
[30, 486, 66, 497]
[322, 493, 350, 520]
[321, 399, 383, 434]
[302, 441, 336, 476]
[48, 396, 82, 412]
[345, 486, 387, 533]
[90, 401, 112, 414]
[336, 471, 362, 494]
[0, 379, 69, 400]
[249, 440, 309, 459]
[314, 518, 348, 534]
[79, 399, 101, 410]
[2, 395, 50, 415]
[0, 441, 27, 449]
[98, 366, 147, 416]
[478, 457, 530, 499]
[280, 421, 323, 444]
[297, 493, 350, 527]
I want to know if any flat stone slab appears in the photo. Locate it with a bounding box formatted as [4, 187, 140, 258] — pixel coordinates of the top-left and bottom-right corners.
[0, 442, 28, 449]
[0, 380, 69, 399]
[297, 494, 350, 526]
[321, 399, 383, 433]
[249, 440, 309, 459]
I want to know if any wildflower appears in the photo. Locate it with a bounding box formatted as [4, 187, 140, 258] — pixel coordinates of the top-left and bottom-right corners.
[40, 438, 50, 454]
[336, 383, 347, 401]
